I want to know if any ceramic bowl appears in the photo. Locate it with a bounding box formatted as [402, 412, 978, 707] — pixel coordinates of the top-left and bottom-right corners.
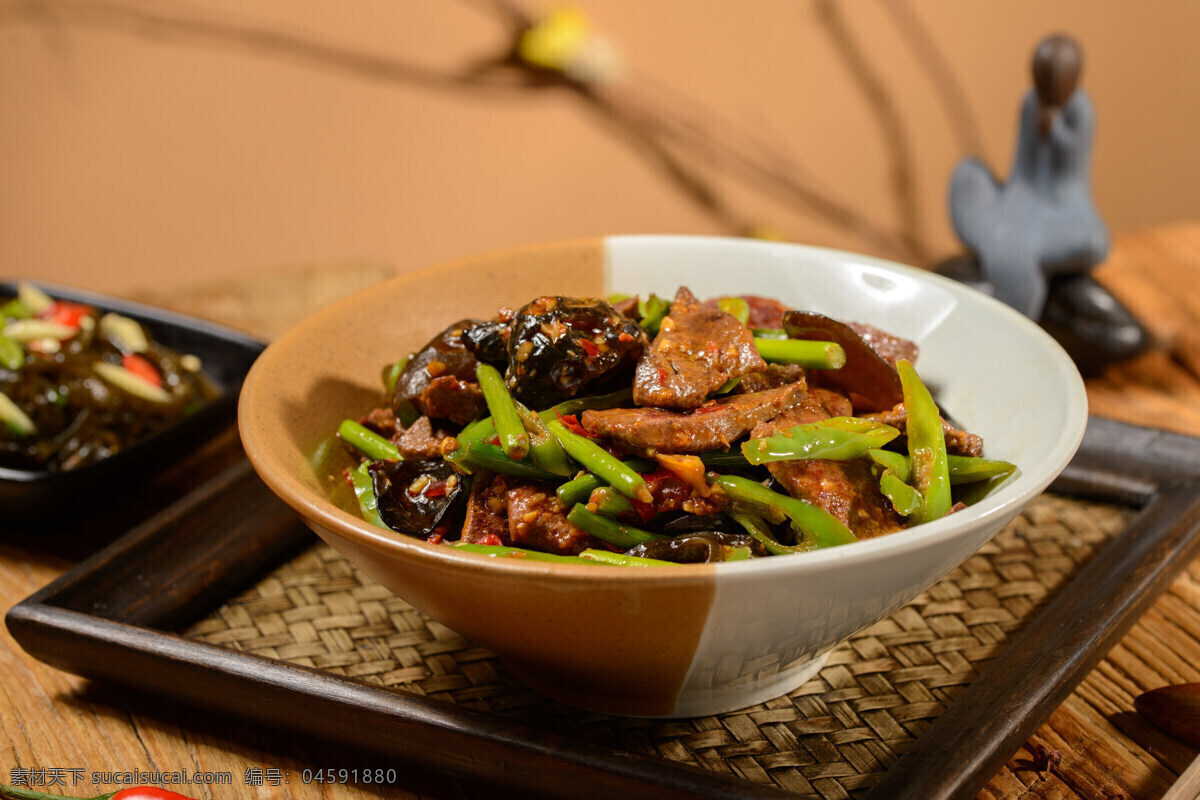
[238, 236, 1087, 717]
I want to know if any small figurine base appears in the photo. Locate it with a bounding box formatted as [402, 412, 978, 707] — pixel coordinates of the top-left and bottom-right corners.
[937, 253, 1149, 377]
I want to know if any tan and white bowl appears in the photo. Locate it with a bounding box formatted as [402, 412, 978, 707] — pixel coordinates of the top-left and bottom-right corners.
[238, 236, 1087, 717]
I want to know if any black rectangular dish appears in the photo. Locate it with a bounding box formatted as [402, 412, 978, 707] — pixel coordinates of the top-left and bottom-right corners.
[8, 416, 1200, 799]
[0, 278, 265, 518]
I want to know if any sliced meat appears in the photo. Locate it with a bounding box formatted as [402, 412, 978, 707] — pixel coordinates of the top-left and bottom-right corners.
[395, 415, 449, 460]
[581, 381, 808, 454]
[748, 386, 902, 539]
[460, 470, 513, 545]
[863, 403, 985, 457]
[768, 457, 905, 539]
[633, 286, 766, 410]
[848, 322, 920, 366]
[418, 376, 485, 426]
[507, 484, 604, 555]
[733, 363, 807, 395]
[782, 310, 905, 413]
[749, 387, 853, 437]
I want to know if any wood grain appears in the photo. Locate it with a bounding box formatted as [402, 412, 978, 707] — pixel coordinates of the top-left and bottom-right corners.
[4, 227, 1200, 799]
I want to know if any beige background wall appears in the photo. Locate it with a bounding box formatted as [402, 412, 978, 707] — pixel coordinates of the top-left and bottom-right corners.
[3, 0, 1199, 295]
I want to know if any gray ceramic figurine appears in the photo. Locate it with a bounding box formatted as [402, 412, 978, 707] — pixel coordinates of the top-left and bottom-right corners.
[944, 33, 1147, 373]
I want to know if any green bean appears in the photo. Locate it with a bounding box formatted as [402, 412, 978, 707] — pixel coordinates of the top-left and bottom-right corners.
[586, 486, 636, 517]
[555, 457, 654, 507]
[579, 549, 680, 567]
[638, 294, 670, 336]
[742, 417, 899, 464]
[476, 363, 528, 460]
[751, 327, 788, 340]
[566, 504, 664, 549]
[897, 359, 951, 523]
[879, 469, 923, 517]
[349, 462, 388, 529]
[753, 337, 846, 369]
[727, 509, 809, 555]
[460, 441, 564, 481]
[717, 296, 751, 326]
[0, 333, 23, 370]
[546, 418, 652, 503]
[710, 472, 857, 548]
[337, 419, 401, 461]
[514, 400, 573, 477]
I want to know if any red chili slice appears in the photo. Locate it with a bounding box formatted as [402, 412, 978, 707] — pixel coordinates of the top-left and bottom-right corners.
[477, 533, 503, 547]
[39, 300, 93, 329]
[578, 338, 600, 358]
[423, 480, 448, 498]
[121, 353, 163, 387]
[554, 411, 596, 438]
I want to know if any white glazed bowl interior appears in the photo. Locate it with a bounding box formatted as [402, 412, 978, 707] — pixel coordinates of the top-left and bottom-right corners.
[239, 235, 1088, 718]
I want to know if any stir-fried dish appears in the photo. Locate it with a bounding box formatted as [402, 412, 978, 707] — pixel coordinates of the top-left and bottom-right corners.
[0, 282, 219, 472]
[335, 287, 1015, 566]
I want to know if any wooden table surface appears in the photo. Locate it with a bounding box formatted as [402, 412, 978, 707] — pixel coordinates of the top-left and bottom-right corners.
[4, 225, 1200, 800]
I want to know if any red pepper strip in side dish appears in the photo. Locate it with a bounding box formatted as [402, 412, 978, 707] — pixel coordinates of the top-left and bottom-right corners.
[897, 359, 952, 523]
[1, 784, 197, 800]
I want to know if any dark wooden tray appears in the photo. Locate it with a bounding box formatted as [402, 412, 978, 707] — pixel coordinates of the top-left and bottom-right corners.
[8, 416, 1200, 800]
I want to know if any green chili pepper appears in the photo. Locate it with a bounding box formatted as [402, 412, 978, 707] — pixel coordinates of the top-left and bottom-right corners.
[879, 469, 923, 517]
[637, 294, 670, 336]
[717, 296, 751, 326]
[727, 508, 810, 555]
[742, 417, 899, 465]
[897, 359, 951, 523]
[868, 448, 1014, 486]
[710, 473, 857, 548]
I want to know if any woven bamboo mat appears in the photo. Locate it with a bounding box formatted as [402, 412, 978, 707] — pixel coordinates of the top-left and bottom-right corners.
[183, 492, 1184, 798]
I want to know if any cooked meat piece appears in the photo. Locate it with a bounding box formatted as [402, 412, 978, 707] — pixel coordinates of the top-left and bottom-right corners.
[634, 287, 766, 410]
[848, 322, 920, 366]
[418, 376, 485, 426]
[393, 319, 485, 424]
[863, 403, 985, 457]
[460, 470, 513, 545]
[504, 296, 647, 409]
[581, 381, 808, 454]
[507, 484, 604, 555]
[767, 457, 905, 540]
[702, 295, 792, 330]
[395, 415, 449, 460]
[781, 310, 904, 413]
[359, 406, 399, 438]
[749, 387, 853, 437]
[733, 363, 807, 395]
[747, 386, 902, 539]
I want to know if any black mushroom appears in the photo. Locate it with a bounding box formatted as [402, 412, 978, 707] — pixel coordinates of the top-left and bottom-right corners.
[391, 319, 487, 426]
[369, 458, 466, 537]
[475, 296, 647, 409]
